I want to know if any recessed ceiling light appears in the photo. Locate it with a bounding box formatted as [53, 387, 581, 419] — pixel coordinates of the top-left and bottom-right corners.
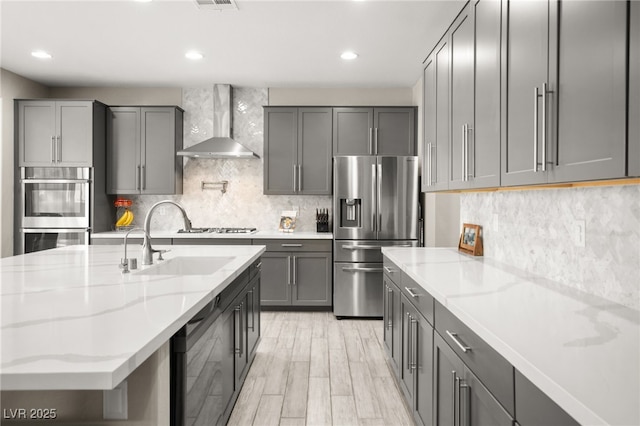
[341, 51, 358, 60]
[185, 51, 204, 60]
[31, 50, 52, 59]
[134, 0, 153, 2]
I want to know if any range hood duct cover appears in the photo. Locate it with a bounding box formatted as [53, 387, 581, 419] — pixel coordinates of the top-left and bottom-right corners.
[177, 84, 259, 159]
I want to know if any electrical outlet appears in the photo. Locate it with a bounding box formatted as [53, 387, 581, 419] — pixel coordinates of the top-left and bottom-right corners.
[157, 206, 167, 216]
[573, 220, 586, 247]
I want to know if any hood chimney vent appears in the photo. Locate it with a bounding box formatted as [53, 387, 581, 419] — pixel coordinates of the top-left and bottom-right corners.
[177, 85, 260, 159]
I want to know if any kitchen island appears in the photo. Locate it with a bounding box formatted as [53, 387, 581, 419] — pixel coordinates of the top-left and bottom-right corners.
[0, 244, 264, 423]
[382, 247, 639, 426]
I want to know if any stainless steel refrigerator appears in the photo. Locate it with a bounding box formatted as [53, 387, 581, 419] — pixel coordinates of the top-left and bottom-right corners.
[333, 156, 419, 318]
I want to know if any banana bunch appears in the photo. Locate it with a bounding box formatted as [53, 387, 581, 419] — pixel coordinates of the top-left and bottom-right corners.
[116, 209, 134, 227]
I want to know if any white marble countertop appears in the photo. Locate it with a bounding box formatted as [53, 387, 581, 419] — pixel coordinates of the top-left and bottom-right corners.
[0, 244, 265, 391]
[91, 230, 333, 240]
[382, 247, 639, 426]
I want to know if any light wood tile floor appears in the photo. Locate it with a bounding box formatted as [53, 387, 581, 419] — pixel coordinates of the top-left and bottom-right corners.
[228, 312, 415, 426]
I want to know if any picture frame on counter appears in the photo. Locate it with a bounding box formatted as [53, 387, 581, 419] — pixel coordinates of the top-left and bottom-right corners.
[459, 223, 483, 256]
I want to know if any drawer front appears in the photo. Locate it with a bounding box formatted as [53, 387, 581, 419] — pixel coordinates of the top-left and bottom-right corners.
[435, 300, 515, 416]
[401, 271, 434, 326]
[261, 239, 331, 252]
[336, 240, 418, 262]
[382, 256, 402, 283]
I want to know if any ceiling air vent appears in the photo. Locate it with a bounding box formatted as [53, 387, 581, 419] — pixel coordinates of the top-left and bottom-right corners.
[195, 0, 238, 10]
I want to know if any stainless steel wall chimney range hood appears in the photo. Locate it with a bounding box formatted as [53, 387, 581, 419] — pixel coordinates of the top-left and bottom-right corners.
[177, 85, 260, 159]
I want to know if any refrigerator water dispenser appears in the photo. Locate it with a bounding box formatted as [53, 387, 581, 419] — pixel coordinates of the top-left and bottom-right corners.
[340, 198, 361, 228]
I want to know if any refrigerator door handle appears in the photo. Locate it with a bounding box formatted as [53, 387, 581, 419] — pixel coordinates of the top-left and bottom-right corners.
[377, 163, 382, 232]
[371, 163, 377, 232]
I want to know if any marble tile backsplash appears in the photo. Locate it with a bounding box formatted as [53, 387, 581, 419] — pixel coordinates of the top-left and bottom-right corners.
[460, 185, 640, 309]
[128, 86, 332, 233]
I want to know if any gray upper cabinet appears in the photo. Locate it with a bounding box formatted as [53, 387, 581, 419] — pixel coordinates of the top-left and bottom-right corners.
[470, 0, 501, 188]
[263, 107, 332, 195]
[374, 108, 416, 155]
[449, 3, 475, 189]
[107, 106, 183, 195]
[17, 100, 101, 167]
[503, 0, 628, 186]
[550, 0, 627, 183]
[629, 0, 640, 177]
[423, 38, 450, 191]
[333, 107, 416, 156]
[501, 0, 554, 187]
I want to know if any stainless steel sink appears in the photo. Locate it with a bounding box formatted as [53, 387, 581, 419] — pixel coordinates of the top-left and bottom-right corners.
[135, 256, 233, 276]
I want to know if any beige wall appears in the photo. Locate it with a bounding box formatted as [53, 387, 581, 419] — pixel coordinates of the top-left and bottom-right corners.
[49, 87, 182, 107]
[267, 87, 414, 106]
[0, 68, 50, 258]
[411, 74, 460, 247]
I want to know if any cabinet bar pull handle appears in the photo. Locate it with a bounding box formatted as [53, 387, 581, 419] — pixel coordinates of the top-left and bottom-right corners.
[383, 266, 395, 274]
[248, 291, 255, 331]
[255, 261, 262, 269]
[542, 82, 548, 172]
[56, 136, 62, 162]
[461, 124, 466, 181]
[292, 164, 297, 192]
[460, 380, 470, 426]
[407, 312, 413, 375]
[298, 164, 302, 192]
[455, 375, 462, 426]
[141, 165, 146, 190]
[446, 330, 471, 353]
[281, 243, 302, 247]
[137, 165, 141, 190]
[51, 136, 56, 163]
[342, 267, 383, 273]
[287, 255, 291, 285]
[292, 255, 296, 285]
[234, 305, 241, 354]
[371, 163, 377, 232]
[404, 287, 420, 298]
[452, 371, 458, 426]
[425, 142, 431, 187]
[410, 317, 418, 370]
[374, 127, 379, 154]
[369, 127, 373, 155]
[533, 86, 540, 172]
[377, 163, 382, 232]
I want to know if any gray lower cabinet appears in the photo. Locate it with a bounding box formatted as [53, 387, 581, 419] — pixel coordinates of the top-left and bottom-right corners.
[434, 332, 513, 426]
[17, 100, 104, 167]
[259, 239, 332, 308]
[630, 0, 640, 177]
[400, 294, 434, 426]
[423, 37, 450, 191]
[514, 369, 579, 426]
[263, 107, 332, 195]
[107, 106, 183, 195]
[333, 107, 416, 156]
[383, 274, 401, 376]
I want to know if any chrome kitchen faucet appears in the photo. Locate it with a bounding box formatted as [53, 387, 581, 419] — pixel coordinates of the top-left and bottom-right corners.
[142, 200, 193, 265]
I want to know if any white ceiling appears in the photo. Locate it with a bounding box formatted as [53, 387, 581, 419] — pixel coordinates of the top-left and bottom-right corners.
[0, 0, 465, 89]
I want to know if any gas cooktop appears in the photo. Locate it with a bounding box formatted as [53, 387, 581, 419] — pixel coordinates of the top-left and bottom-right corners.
[177, 227, 257, 234]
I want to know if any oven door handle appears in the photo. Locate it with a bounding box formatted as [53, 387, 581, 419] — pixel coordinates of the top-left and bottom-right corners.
[22, 228, 90, 233]
[20, 179, 92, 184]
[341, 267, 383, 273]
